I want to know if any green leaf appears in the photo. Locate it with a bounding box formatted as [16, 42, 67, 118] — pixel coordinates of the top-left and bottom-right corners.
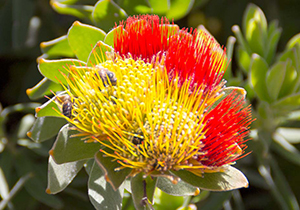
[47, 156, 85, 194]
[243, 3, 267, 38]
[148, 0, 169, 14]
[166, 0, 194, 21]
[232, 25, 252, 55]
[51, 0, 94, 21]
[265, 28, 281, 64]
[210, 86, 246, 111]
[236, 46, 252, 72]
[131, 173, 156, 210]
[88, 161, 124, 210]
[246, 18, 265, 56]
[267, 20, 279, 40]
[273, 93, 300, 111]
[157, 176, 198, 196]
[286, 33, 300, 50]
[17, 114, 35, 139]
[28, 117, 67, 142]
[277, 127, 300, 144]
[118, 0, 152, 15]
[84, 159, 95, 175]
[278, 47, 299, 72]
[104, 25, 123, 48]
[272, 132, 300, 166]
[171, 166, 249, 191]
[94, 150, 132, 190]
[15, 154, 63, 209]
[35, 93, 64, 118]
[87, 41, 113, 66]
[0, 167, 10, 203]
[270, 159, 300, 210]
[131, 173, 148, 210]
[278, 61, 298, 98]
[38, 58, 86, 85]
[51, 124, 101, 164]
[224, 36, 236, 78]
[92, 0, 127, 32]
[266, 61, 287, 101]
[145, 176, 157, 204]
[26, 78, 64, 100]
[67, 21, 106, 61]
[249, 54, 271, 102]
[40, 35, 75, 58]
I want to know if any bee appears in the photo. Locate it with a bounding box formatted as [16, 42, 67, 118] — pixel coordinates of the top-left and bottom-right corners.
[56, 94, 72, 118]
[95, 65, 117, 86]
[132, 136, 143, 145]
[130, 131, 144, 146]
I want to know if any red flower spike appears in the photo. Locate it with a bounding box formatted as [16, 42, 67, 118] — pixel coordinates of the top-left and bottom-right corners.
[198, 92, 253, 167]
[114, 15, 172, 60]
[165, 29, 226, 91]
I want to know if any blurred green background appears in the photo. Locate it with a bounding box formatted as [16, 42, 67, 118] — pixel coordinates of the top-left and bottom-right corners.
[1, 0, 300, 209]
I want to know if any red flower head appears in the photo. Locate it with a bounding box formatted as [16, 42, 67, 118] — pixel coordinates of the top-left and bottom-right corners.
[114, 15, 252, 174]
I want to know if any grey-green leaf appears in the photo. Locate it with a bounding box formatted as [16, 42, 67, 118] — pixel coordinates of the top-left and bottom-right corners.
[104, 26, 123, 48]
[47, 156, 85, 194]
[94, 150, 132, 190]
[26, 78, 63, 100]
[272, 93, 300, 111]
[276, 127, 300, 144]
[209, 86, 246, 111]
[51, 124, 101, 164]
[131, 173, 157, 210]
[266, 61, 287, 101]
[38, 58, 86, 85]
[87, 41, 113, 66]
[88, 161, 124, 210]
[249, 54, 271, 102]
[243, 3, 267, 39]
[40, 35, 75, 58]
[171, 166, 249, 191]
[92, 0, 127, 32]
[157, 176, 198, 196]
[35, 93, 63, 118]
[67, 21, 106, 61]
[271, 132, 300, 166]
[28, 117, 67, 142]
[286, 33, 300, 50]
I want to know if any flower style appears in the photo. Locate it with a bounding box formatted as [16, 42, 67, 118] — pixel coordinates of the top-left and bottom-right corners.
[55, 15, 252, 179]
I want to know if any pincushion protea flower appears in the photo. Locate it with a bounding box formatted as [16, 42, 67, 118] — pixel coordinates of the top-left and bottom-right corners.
[30, 14, 253, 209]
[56, 15, 252, 176]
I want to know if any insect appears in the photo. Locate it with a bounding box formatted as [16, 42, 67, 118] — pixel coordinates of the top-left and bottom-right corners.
[56, 94, 73, 118]
[95, 65, 117, 86]
[132, 136, 143, 145]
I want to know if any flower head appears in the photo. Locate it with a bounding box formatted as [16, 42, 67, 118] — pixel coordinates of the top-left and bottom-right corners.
[56, 15, 252, 177]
